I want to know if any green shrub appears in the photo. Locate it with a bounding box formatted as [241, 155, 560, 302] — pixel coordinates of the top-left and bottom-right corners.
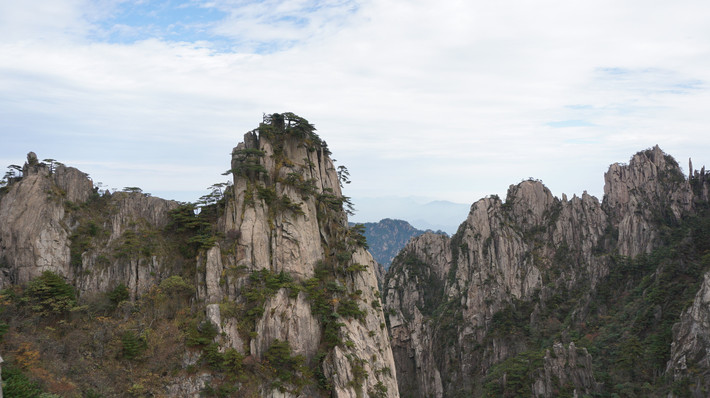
[1, 364, 44, 397]
[203, 342, 225, 371]
[222, 348, 245, 377]
[0, 320, 8, 342]
[264, 339, 311, 391]
[368, 381, 388, 398]
[108, 283, 130, 307]
[186, 320, 218, 347]
[166, 202, 217, 253]
[348, 224, 368, 248]
[122, 330, 147, 360]
[483, 350, 545, 397]
[22, 271, 76, 316]
[337, 298, 365, 320]
[159, 275, 194, 297]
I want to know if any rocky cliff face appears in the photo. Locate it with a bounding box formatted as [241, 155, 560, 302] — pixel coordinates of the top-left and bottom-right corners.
[603, 145, 693, 257]
[667, 161, 710, 397]
[384, 145, 710, 397]
[0, 152, 180, 297]
[531, 342, 600, 397]
[4, 132, 708, 397]
[667, 271, 710, 397]
[197, 113, 398, 397]
[0, 114, 397, 397]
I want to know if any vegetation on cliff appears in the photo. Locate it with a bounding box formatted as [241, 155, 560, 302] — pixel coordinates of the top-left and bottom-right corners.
[0, 113, 397, 397]
[480, 203, 710, 397]
[384, 146, 710, 397]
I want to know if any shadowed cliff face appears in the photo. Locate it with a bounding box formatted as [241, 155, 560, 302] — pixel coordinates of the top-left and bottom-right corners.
[384, 145, 710, 397]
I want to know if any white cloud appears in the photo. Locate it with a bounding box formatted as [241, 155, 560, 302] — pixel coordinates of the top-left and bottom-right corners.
[1, 0, 710, 222]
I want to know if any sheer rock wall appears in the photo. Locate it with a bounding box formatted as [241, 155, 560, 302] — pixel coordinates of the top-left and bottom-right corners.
[0, 156, 179, 297]
[384, 146, 707, 397]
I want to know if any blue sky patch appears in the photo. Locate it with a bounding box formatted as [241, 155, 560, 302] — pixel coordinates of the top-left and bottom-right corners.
[90, 0, 360, 53]
[95, 1, 229, 44]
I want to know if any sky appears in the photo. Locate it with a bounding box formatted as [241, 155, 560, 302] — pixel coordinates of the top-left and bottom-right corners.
[2, 0, 710, 232]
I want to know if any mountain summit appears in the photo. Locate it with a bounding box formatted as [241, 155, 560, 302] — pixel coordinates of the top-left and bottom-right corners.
[384, 145, 710, 397]
[0, 114, 398, 397]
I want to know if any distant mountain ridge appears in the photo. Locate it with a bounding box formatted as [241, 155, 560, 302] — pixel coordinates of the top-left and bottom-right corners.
[354, 219, 445, 270]
[350, 197, 469, 235]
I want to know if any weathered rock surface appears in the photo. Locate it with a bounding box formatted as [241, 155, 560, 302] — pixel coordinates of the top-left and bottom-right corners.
[75, 191, 181, 298]
[603, 145, 692, 257]
[165, 373, 212, 397]
[384, 146, 708, 397]
[198, 114, 399, 397]
[0, 170, 71, 285]
[53, 164, 94, 204]
[250, 290, 322, 360]
[532, 342, 600, 397]
[0, 153, 180, 297]
[8, 128, 709, 397]
[667, 271, 710, 397]
[218, 128, 339, 280]
[0, 115, 399, 397]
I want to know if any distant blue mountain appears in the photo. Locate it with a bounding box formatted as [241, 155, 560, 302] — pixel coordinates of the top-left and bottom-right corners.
[349, 196, 470, 235]
[352, 218, 446, 270]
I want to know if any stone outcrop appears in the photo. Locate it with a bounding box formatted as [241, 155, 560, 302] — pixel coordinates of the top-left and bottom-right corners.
[667, 271, 710, 397]
[384, 146, 709, 397]
[0, 168, 72, 285]
[197, 113, 398, 397]
[6, 128, 710, 397]
[74, 190, 182, 298]
[0, 153, 181, 297]
[0, 114, 399, 398]
[0, 155, 93, 285]
[603, 145, 693, 257]
[531, 342, 600, 397]
[0, 114, 397, 397]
